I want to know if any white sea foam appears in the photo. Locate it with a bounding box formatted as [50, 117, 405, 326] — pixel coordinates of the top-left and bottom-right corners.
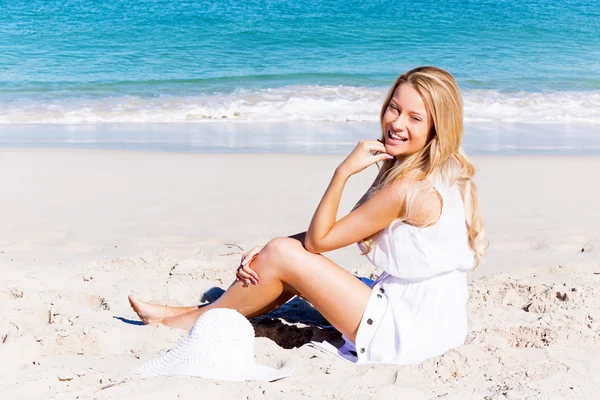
[463, 90, 600, 124]
[1, 86, 600, 124]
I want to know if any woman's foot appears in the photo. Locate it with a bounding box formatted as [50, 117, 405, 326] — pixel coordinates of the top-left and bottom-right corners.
[128, 296, 172, 325]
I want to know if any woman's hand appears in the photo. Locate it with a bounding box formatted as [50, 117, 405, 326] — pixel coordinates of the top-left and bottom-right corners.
[337, 140, 393, 177]
[235, 246, 263, 286]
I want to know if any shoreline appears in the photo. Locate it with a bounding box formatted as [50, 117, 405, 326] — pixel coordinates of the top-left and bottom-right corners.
[5, 145, 600, 156]
[1, 121, 599, 156]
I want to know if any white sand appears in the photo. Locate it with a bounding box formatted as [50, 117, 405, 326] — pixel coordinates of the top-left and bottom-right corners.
[1, 149, 599, 399]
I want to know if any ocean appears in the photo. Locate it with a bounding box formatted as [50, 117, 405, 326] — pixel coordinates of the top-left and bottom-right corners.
[1, 0, 599, 154]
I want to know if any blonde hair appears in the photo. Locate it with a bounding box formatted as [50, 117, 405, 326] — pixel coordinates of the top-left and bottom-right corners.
[356, 66, 488, 267]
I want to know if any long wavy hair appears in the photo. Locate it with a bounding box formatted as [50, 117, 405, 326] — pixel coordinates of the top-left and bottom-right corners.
[356, 66, 487, 266]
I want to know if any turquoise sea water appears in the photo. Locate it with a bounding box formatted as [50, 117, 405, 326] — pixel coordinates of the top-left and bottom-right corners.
[1, 0, 599, 153]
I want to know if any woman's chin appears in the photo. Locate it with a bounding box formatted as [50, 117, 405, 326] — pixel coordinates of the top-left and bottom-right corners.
[385, 144, 419, 158]
[384, 145, 403, 158]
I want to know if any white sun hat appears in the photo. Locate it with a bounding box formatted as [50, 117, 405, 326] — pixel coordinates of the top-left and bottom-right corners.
[137, 308, 293, 382]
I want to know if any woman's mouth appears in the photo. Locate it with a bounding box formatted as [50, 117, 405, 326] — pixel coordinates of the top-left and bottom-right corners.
[387, 129, 408, 144]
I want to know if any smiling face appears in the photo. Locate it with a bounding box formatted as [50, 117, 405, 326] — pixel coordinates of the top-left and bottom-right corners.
[381, 83, 431, 157]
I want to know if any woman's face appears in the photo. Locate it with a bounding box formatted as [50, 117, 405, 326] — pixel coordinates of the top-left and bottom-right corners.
[381, 83, 431, 157]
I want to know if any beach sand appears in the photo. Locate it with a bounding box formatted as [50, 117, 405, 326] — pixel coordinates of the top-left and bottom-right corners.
[1, 149, 599, 399]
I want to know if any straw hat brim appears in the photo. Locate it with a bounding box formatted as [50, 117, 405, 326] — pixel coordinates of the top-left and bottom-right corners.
[138, 345, 294, 382]
[136, 308, 294, 382]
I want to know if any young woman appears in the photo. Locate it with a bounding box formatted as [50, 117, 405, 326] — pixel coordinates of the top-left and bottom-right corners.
[129, 66, 487, 365]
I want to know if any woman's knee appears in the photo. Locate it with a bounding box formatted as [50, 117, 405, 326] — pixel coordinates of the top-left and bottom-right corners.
[256, 237, 305, 271]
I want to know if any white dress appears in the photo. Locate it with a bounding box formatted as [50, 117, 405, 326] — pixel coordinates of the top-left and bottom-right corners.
[312, 178, 474, 365]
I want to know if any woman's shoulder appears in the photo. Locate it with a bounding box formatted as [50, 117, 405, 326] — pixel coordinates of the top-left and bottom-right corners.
[384, 176, 443, 228]
[386, 175, 432, 192]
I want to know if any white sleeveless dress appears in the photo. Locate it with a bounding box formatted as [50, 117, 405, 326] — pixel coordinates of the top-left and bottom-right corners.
[312, 178, 474, 365]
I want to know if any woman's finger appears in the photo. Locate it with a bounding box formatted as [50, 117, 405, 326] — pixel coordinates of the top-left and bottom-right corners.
[236, 270, 255, 285]
[366, 140, 388, 153]
[237, 271, 252, 281]
[241, 266, 259, 283]
[240, 248, 255, 265]
[376, 153, 394, 162]
[245, 253, 259, 267]
[240, 252, 251, 265]
[238, 265, 259, 284]
[241, 264, 259, 281]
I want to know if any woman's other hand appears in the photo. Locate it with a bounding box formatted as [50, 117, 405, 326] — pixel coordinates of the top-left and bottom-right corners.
[337, 140, 393, 177]
[236, 246, 263, 285]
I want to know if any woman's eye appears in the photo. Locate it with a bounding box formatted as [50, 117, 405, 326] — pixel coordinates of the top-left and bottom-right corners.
[411, 116, 422, 122]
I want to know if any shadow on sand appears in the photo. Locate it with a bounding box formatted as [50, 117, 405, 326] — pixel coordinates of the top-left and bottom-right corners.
[202, 287, 344, 349]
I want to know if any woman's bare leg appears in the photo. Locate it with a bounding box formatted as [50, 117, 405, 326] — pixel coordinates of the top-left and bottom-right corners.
[128, 297, 200, 324]
[129, 281, 300, 324]
[153, 237, 372, 342]
[128, 285, 298, 325]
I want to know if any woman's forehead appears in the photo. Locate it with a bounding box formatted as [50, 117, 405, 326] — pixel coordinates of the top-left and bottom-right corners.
[391, 84, 427, 114]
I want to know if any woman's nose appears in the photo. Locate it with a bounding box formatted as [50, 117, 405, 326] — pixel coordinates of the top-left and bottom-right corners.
[391, 114, 407, 131]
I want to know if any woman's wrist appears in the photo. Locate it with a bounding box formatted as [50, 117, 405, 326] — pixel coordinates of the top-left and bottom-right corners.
[334, 165, 352, 180]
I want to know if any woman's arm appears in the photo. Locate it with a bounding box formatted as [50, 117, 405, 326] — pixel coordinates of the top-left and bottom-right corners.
[305, 140, 401, 253]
